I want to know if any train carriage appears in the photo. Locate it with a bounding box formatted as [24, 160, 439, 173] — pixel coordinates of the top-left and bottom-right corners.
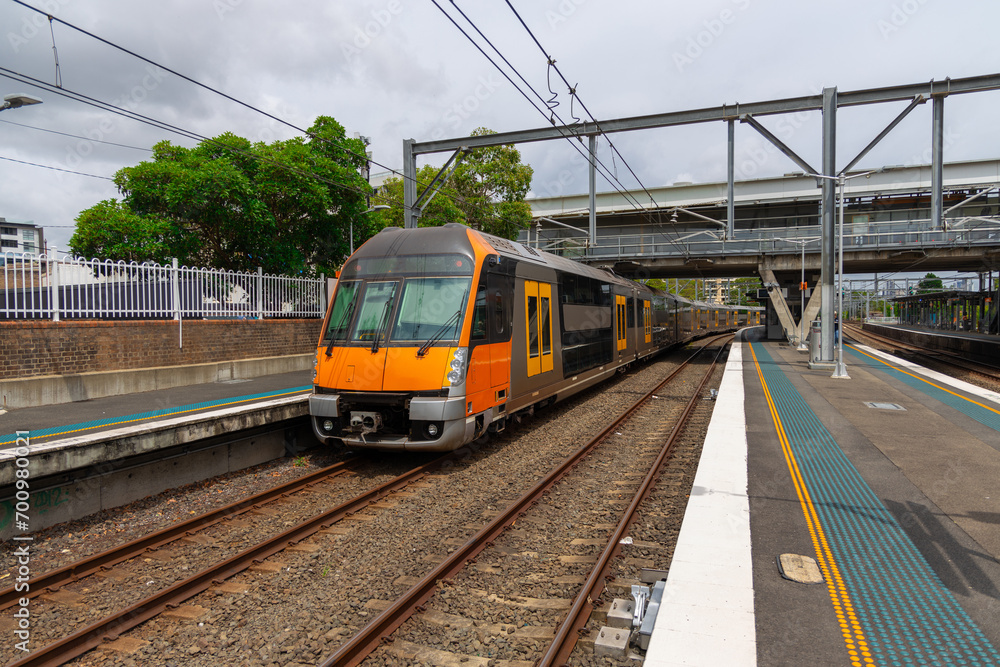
[310, 223, 758, 452]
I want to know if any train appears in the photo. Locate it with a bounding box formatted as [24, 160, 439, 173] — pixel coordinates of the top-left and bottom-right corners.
[309, 223, 761, 452]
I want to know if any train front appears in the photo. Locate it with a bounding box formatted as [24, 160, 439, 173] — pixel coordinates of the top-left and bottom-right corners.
[309, 224, 486, 451]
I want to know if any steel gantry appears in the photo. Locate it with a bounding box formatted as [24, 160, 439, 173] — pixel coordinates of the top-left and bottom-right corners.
[401, 73, 1000, 362]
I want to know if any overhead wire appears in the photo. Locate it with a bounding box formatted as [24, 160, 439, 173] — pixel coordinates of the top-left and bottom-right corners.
[441, 1, 691, 254]
[0, 118, 152, 152]
[0, 154, 112, 180]
[501, 0, 686, 251]
[436, 0, 652, 216]
[8, 2, 460, 213]
[0, 66, 400, 208]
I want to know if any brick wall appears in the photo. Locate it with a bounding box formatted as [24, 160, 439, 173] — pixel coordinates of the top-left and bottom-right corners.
[0, 319, 323, 380]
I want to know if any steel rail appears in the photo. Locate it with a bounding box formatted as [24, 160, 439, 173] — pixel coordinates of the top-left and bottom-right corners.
[539, 337, 730, 665]
[0, 456, 363, 611]
[8, 454, 450, 667]
[844, 323, 1000, 381]
[319, 336, 729, 667]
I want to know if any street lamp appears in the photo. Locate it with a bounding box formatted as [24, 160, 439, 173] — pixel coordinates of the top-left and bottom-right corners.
[1, 93, 43, 112]
[777, 236, 820, 350]
[813, 170, 876, 379]
[353, 205, 390, 254]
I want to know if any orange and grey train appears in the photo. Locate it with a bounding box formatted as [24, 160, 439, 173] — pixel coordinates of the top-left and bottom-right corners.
[309, 223, 760, 452]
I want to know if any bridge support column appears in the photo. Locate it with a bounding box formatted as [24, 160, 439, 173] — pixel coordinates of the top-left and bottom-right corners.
[820, 87, 837, 362]
[759, 268, 798, 345]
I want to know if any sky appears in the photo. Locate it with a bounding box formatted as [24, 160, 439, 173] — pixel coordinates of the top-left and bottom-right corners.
[1, 0, 999, 257]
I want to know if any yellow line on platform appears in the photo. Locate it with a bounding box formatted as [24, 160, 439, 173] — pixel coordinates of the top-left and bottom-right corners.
[749, 343, 873, 667]
[849, 344, 1000, 416]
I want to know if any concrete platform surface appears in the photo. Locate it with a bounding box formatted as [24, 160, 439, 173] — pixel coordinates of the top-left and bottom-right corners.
[646, 329, 1000, 666]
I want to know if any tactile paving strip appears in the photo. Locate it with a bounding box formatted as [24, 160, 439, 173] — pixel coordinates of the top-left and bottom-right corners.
[751, 342, 1000, 667]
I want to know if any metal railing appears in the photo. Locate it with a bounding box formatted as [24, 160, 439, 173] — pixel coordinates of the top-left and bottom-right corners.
[1, 251, 326, 321]
[529, 216, 1000, 260]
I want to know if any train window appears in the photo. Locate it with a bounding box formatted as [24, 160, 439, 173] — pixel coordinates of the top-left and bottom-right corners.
[494, 290, 504, 335]
[541, 295, 551, 355]
[527, 289, 539, 359]
[350, 281, 398, 342]
[323, 280, 360, 341]
[471, 283, 487, 340]
[391, 277, 471, 342]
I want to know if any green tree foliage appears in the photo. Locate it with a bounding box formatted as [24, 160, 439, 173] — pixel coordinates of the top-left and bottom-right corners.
[70, 116, 370, 275]
[916, 272, 945, 294]
[371, 128, 533, 240]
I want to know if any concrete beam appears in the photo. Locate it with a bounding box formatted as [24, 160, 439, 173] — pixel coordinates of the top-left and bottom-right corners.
[759, 268, 798, 344]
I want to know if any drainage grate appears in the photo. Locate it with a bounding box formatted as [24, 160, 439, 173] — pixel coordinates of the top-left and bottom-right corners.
[864, 401, 905, 411]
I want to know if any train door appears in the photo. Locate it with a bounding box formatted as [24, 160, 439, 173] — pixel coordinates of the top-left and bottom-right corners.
[525, 280, 554, 377]
[615, 294, 627, 352]
[627, 297, 636, 354]
[643, 299, 652, 344]
[488, 270, 513, 389]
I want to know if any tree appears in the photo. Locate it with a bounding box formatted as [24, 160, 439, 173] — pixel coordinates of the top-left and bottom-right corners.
[71, 116, 370, 276]
[370, 127, 533, 240]
[916, 273, 945, 294]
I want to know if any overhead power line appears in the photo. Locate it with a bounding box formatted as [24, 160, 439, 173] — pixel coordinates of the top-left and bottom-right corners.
[435, 1, 690, 253]
[0, 66, 401, 208]
[10, 0, 415, 190]
[0, 118, 151, 152]
[0, 154, 113, 180]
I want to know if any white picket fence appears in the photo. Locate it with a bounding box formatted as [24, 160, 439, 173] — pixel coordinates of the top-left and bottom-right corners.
[1, 250, 326, 320]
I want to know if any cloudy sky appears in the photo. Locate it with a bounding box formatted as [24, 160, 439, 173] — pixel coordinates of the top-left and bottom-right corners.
[1, 0, 998, 252]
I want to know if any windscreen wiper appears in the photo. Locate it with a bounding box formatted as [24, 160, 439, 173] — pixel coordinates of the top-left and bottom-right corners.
[370, 300, 392, 354]
[417, 290, 467, 357]
[324, 297, 357, 357]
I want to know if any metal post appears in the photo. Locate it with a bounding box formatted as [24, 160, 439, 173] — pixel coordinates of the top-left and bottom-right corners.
[49, 245, 60, 322]
[821, 87, 837, 362]
[403, 138, 419, 229]
[172, 257, 182, 349]
[727, 119, 735, 239]
[833, 174, 850, 378]
[588, 134, 597, 252]
[256, 266, 264, 319]
[798, 242, 806, 349]
[931, 96, 945, 230]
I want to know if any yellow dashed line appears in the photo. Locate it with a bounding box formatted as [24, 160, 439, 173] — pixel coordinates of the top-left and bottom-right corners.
[749, 343, 874, 665]
[0, 389, 310, 447]
[849, 344, 1000, 416]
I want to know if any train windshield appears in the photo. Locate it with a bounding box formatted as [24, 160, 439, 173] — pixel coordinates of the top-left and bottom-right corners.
[350, 281, 399, 342]
[323, 281, 360, 342]
[391, 277, 471, 343]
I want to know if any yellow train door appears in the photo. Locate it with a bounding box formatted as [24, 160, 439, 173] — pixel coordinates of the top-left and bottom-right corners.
[525, 280, 553, 377]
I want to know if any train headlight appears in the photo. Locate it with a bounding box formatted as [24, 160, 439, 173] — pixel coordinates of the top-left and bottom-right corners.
[426, 423, 439, 437]
[445, 347, 468, 386]
[322, 419, 335, 432]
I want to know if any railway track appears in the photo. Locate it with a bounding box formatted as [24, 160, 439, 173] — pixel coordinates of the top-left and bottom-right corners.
[323, 335, 731, 666]
[4, 455, 449, 667]
[844, 323, 1000, 388]
[2, 337, 728, 666]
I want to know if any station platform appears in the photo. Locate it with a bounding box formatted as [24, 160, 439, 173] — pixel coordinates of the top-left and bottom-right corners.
[0, 370, 312, 538]
[646, 328, 1000, 666]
